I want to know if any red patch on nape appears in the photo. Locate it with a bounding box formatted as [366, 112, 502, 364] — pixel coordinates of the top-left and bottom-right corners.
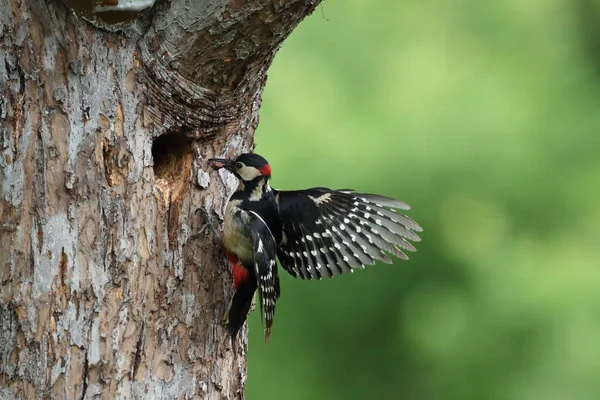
[258, 164, 271, 176]
[227, 251, 250, 289]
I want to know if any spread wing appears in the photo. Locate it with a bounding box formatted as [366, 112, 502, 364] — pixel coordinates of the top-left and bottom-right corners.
[248, 211, 280, 341]
[275, 188, 422, 280]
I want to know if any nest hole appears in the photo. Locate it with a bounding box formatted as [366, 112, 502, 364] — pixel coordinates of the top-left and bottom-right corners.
[152, 132, 193, 202]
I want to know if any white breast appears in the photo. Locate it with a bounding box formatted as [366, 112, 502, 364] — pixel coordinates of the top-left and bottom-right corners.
[223, 200, 254, 263]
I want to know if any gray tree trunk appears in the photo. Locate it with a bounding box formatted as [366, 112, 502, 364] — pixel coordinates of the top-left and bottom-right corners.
[0, 0, 320, 398]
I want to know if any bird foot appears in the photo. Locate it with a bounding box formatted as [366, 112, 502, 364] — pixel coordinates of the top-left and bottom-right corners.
[194, 208, 221, 240]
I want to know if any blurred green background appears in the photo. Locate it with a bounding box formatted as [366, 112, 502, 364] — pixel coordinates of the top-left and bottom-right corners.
[246, 1, 600, 399]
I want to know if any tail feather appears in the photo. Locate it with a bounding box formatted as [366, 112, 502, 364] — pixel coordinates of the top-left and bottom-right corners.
[226, 280, 257, 341]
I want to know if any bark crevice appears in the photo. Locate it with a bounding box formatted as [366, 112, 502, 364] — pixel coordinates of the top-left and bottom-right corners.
[80, 350, 89, 400]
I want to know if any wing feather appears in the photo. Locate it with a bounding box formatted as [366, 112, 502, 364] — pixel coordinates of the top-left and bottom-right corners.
[310, 220, 346, 276]
[296, 222, 321, 279]
[321, 201, 382, 265]
[318, 209, 365, 269]
[248, 211, 279, 341]
[298, 222, 331, 279]
[276, 188, 422, 280]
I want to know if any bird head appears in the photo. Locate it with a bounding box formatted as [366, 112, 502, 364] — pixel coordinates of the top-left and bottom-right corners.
[209, 153, 272, 182]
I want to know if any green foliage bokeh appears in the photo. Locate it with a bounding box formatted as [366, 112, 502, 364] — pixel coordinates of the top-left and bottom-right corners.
[246, 1, 600, 399]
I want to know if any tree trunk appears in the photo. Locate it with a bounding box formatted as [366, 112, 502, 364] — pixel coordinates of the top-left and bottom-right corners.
[0, 0, 320, 398]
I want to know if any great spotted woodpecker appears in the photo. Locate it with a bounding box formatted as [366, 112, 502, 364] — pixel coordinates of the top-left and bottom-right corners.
[208, 153, 422, 342]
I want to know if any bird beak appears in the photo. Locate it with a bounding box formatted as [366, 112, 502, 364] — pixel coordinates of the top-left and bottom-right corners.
[208, 158, 235, 172]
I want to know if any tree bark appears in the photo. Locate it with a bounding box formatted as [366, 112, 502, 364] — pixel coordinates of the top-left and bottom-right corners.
[0, 0, 320, 398]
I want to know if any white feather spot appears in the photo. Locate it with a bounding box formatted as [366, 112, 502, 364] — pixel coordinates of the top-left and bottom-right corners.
[364, 213, 370, 219]
[356, 226, 362, 233]
[343, 218, 350, 224]
[306, 235, 313, 241]
[339, 224, 345, 231]
[257, 239, 264, 253]
[309, 193, 332, 205]
[311, 250, 317, 256]
[375, 219, 382, 226]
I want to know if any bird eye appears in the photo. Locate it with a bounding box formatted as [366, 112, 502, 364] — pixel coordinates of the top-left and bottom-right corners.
[235, 162, 244, 169]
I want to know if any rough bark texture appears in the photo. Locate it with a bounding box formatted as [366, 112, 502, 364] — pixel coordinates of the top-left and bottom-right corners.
[0, 0, 320, 398]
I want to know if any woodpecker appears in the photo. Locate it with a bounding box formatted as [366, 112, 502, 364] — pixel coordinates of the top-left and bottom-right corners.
[208, 153, 422, 342]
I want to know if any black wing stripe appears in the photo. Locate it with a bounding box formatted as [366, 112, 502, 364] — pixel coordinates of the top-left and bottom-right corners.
[280, 248, 298, 278]
[299, 223, 333, 278]
[354, 213, 414, 253]
[304, 224, 330, 279]
[249, 211, 279, 341]
[349, 192, 411, 210]
[346, 206, 414, 256]
[314, 233, 340, 277]
[324, 197, 394, 263]
[354, 217, 406, 261]
[279, 226, 297, 278]
[355, 198, 422, 236]
[348, 199, 421, 248]
[288, 221, 310, 280]
[296, 222, 322, 279]
[311, 222, 346, 276]
[318, 214, 360, 272]
[281, 254, 297, 278]
[352, 205, 416, 246]
[280, 223, 306, 279]
[294, 221, 319, 279]
[320, 210, 371, 268]
[350, 197, 421, 237]
[322, 201, 383, 265]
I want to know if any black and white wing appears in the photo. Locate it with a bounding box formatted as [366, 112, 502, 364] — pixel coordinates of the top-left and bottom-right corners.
[248, 211, 280, 341]
[275, 188, 422, 280]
